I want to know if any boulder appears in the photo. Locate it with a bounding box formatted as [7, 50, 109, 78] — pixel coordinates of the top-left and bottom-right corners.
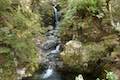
[60, 38, 119, 73]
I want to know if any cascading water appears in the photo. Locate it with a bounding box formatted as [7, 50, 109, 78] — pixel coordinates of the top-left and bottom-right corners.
[22, 3, 62, 80]
[22, 1, 103, 80]
[53, 4, 60, 30]
[39, 4, 62, 80]
[53, 6, 58, 29]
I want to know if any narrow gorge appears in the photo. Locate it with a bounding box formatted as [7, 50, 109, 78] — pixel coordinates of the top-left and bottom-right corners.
[0, 0, 120, 80]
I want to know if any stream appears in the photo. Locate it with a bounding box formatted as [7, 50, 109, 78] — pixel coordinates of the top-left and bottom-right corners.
[24, 4, 62, 80]
[40, 4, 62, 80]
[21, 3, 98, 80]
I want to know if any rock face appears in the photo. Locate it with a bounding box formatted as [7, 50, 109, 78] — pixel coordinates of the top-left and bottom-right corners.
[37, 0, 54, 27]
[60, 38, 119, 73]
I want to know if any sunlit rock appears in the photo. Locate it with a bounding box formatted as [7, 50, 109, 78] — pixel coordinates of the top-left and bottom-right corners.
[60, 39, 119, 73]
[17, 68, 26, 80]
[75, 74, 84, 80]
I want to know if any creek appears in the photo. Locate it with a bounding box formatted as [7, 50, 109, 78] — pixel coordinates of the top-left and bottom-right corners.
[30, 4, 62, 80]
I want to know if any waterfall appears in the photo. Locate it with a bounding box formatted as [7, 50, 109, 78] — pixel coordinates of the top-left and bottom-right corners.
[42, 68, 53, 79]
[40, 4, 62, 80]
[21, 3, 62, 80]
[53, 5, 60, 29]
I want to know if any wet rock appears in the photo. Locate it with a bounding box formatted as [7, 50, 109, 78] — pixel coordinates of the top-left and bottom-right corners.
[47, 30, 59, 35]
[47, 25, 54, 31]
[42, 39, 59, 50]
[50, 44, 61, 54]
[47, 35, 58, 41]
[46, 30, 60, 38]
[46, 31, 54, 36]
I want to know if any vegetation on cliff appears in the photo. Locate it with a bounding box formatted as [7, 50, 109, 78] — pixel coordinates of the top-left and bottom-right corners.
[59, 0, 120, 79]
[0, 0, 45, 79]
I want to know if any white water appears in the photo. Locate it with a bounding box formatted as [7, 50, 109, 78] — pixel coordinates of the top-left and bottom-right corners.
[42, 68, 53, 79]
[40, 4, 61, 80]
[53, 6, 58, 23]
[53, 6, 59, 29]
[50, 44, 60, 53]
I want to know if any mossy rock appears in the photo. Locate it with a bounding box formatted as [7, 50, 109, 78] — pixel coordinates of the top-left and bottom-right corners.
[60, 37, 119, 73]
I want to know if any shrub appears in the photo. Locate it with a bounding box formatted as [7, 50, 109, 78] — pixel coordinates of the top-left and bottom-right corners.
[96, 71, 118, 80]
[0, 0, 44, 79]
[64, 0, 104, 20]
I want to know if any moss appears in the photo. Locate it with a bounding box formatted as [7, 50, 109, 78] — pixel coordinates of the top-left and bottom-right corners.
[61, 35, 119, 73]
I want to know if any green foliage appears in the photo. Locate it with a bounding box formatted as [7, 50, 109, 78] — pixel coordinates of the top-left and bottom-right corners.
[96, 71, 118, 80]
[105, 71, 118, 80]
[60, 0, 106, 42]
[111, 0, 120, 21]
[0, 0, 11, 11]
[64, 0, 104, 20]
[0, 0, 44, 79]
